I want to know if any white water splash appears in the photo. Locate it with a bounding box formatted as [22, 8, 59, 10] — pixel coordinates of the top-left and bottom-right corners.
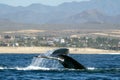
[87, 67, 96, 70]
[28, 50, 61, 69]
[0, 66, 55, 70]
[0, 66, 4, 69]
[16, 66, 52, 70]
[0, 50, 62, 71]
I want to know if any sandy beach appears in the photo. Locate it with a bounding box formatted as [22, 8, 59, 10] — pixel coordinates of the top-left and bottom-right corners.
[0, 47, 120, 54]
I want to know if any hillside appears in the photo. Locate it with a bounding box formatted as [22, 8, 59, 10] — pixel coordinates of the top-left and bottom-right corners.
[0, 0, 120, 31]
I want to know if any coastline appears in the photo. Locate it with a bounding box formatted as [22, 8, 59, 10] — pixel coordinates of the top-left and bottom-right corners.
[0, 47, 120, 54]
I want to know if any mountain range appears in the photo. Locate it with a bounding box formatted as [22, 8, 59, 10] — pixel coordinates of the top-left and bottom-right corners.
[0, 0, 120, 30]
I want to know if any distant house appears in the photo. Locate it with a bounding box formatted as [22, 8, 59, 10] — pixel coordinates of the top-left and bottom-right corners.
[109, 45, 120, 50]
[0, 42, 9, 47]
[31, 37, 36, 40]
[60, 39, 65, 43]
[53, 38, 59, 42]
[70, 35, 79, 38]
[4, 35, 11, 39]
[14, 43, 19, 47]
[47, 41, 55, 46]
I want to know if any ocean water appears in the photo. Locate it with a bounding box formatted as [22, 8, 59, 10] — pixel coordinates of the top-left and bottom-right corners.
[0, 53, 120, 80]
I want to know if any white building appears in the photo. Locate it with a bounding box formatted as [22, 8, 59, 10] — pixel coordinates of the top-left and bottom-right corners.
[60, 39, 65, 43]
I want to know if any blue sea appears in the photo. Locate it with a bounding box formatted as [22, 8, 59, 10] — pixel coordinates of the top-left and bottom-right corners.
[0, 53, 120, 80]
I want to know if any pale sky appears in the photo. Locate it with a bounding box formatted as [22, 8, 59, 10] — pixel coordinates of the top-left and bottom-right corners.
[0, 0, 90, 6]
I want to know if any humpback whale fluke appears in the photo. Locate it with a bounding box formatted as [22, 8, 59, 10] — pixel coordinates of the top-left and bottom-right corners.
[58, 55, 85, 69]
[36, 48, 86, 69]
[50, 48, 69, 57]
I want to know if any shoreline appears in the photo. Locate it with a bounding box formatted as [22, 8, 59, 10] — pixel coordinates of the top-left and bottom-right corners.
[0, 47, 120, 54]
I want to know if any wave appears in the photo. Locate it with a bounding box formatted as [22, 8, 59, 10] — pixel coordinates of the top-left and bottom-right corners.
[0, 66, 95, 71]
[87, 67, 97, 70]
[103, 53, 120, 54]
[16, 66, 58, 71]
[0, 66, 120, 72]
[0, 66, 58, 71]
[0, 66, 5, 69]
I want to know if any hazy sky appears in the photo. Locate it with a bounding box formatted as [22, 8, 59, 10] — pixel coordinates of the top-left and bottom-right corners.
[0, 0, 90, 6]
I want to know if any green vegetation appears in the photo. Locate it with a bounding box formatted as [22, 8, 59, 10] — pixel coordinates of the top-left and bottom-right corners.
[0, 35, 120, 50]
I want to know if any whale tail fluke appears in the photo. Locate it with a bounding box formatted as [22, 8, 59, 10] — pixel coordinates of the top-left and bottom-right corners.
[35, 48, 86, 69]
